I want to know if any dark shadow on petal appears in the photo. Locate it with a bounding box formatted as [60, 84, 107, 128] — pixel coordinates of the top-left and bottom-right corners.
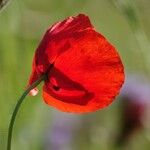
[44, 67, 94, 105]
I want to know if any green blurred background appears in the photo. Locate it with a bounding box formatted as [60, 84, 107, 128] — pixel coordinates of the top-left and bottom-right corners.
[0, 0, 150, 150]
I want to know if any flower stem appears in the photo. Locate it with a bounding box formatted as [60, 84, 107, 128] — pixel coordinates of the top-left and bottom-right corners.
[7, 74, 46, 150]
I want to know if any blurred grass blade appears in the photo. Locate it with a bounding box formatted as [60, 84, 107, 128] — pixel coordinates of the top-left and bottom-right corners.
[110, 0, 150, 75]
[0, 0, 10, 11]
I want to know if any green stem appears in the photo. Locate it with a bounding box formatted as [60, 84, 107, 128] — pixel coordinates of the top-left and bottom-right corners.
[7, 74, 46, 150]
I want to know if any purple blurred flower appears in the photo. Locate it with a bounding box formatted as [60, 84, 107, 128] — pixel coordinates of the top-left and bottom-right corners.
[116, 73, 150, 147]
[44, 110, 81, 150]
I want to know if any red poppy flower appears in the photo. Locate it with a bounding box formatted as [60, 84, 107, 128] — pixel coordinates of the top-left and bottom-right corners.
[28, 14, 124, 113]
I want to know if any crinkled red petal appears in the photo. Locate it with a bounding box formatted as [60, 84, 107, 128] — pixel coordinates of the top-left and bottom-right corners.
[28, 14, 93, 85]
[42, 30, 124, 113]
[28, 14, 124, 112]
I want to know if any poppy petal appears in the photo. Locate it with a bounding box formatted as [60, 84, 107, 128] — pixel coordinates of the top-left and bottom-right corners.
[49, 14, 93, 35]
[28, 14, 94, 90]
[42, 29, 124, 113]
[28, 14, 124, 113]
